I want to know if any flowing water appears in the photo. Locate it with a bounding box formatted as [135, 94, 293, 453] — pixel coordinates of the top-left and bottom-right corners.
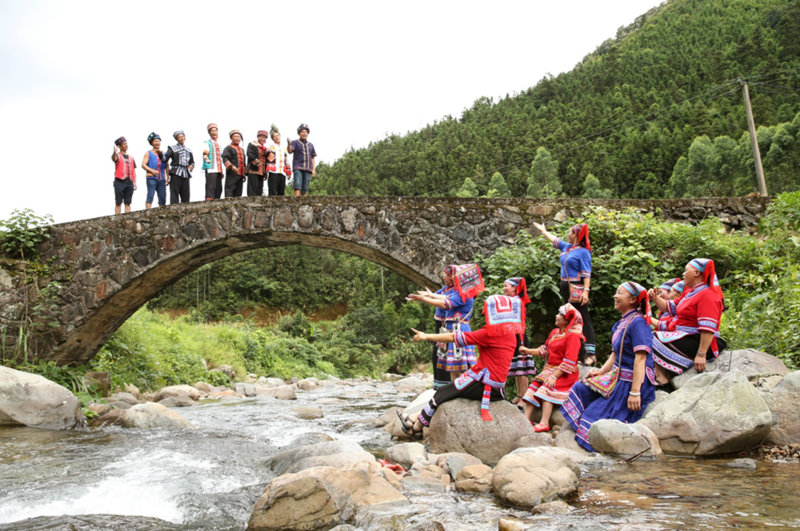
[1, 378, 799, 530]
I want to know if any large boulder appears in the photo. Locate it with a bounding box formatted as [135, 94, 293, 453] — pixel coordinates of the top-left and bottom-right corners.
[491, 447, 581, 508]
[435, 452, 484, 480]
[269, 440, 371, 475]
[0, 366, 84, 430]
[384, 389, 435, 439]
[587, 419, 662, 458]
[763, 370, 800, 446]
[248, 462, 407, 530]
[119, 402, 195, 430]
[393, 375, 430, 395]
[428, 399, 531, 465]
[234, 383, 257, 397]
[454, 464, 493, 493]
[642, 370, 772, 456]
[673, 349, 789, 390]
[156, 384, 202, 402]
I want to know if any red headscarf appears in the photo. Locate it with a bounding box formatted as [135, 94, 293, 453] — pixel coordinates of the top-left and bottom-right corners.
[558, 303, 585, 340]
[571, 223, 591, 252]
[688, 258, 724, 299]
[482, 294, 524, 337]
[622, 281, 652, 325]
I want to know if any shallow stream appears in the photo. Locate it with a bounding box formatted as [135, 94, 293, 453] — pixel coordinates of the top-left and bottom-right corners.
[1, 378, 799, 530]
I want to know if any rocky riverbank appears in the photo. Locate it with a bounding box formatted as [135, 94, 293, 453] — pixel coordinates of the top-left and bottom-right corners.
[2, 348, 800, 529]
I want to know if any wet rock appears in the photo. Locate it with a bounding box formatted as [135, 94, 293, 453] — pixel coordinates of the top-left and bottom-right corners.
[119, 402, 195, 430]
[158, 395, 197, 408]
[587, 420, 662, 458]
[492, 447, 581, 509]
[401, 475, 447, 493]
[454, 464, 493, 493]
[436, 452, 483, 480]
[292, 406, 324, 420]
[256, 384, 297, 400]
[672, 349, 789, 390]
[287, 452, 376, 474]
[642, 370, 772, 456]
[498, 518, 527, 531]
[108, 392, 138, 405]
[87, 403, 111, 416]
[234, 383, 257, 397]
[385, 442, 427, 469]
[269, 440, 370, 475]
[193, 381, 213, 393]
[248, 462, 408, 530]
[727, 458, 757, 470]
[156, 384, 202, 402]
[532, 500, 571, 515]
[0, 366, 85, 430]
[428, 399, 532, 466]
[297, 378, 320, 391]
[377, 406, 401, 427]
[107, 400, 133, 410]
[89, 407, 125, 427]
[207, 389, 238, 399]
[763, 370, 800, 446]
[287, 432, 335, 447]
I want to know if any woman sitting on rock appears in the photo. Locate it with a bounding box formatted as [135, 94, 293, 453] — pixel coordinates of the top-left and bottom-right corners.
[398, 294, 524, 439]
[501, 277, 536, 405]
[562, 282, 656, 452]
[649, 258, 727, 386]
[519, 303, 583, 433]
[653, 279, 685, 331]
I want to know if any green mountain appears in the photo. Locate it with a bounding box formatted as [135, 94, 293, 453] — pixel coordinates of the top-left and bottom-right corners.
[314, 0, 800, 198]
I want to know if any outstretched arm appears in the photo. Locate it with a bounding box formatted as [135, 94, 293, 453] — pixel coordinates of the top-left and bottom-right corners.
[411, 329, 454, 343]
[532, 222, 558, 244]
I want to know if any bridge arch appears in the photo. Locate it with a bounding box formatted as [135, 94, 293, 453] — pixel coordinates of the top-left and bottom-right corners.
[0, 195, 770, 365]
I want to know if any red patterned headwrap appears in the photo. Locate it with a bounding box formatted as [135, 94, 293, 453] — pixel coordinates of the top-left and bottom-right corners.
[622, 281, 652, 325]
[688, 258, 724, 299]
[571, 223, 591, 252]
[482, 294, 524, 337]
[558, 303, 585, 340]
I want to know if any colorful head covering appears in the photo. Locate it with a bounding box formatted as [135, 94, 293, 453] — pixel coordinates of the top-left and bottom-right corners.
[257, 129, 268, 138]
[173, 130, 185, 140]
[660, 278, 680, 291]
[452, 263, 485, 300]
[558, 303, 585, 338]
[621, 281, 652, 324]
[482, 294, 524, 337]
[297, 123, 310, 134]
[671, 281, 685, 295]
[114, 136, 126, 146]
[229, 129, 242, 140]
[688, 258, 724, 298]
[504, 277, 530, 335]
[147, 132, 160, 145]
[207, 123, 218, 132]
[270, 123, 280, 137]
[570, 223, 591, 251]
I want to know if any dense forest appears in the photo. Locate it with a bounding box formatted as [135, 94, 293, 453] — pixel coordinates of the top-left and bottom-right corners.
[313, 0, 800, 199]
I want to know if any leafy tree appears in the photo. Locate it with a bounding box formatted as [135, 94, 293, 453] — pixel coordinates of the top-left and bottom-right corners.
[455, 177, 479, 198]
[527, 147, 561, 197]
[486, 172, 511, 198]
[581, 173, 614, 198]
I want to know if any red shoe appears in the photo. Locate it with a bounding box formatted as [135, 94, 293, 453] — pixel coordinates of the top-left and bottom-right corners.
[532, 422, 551, 433]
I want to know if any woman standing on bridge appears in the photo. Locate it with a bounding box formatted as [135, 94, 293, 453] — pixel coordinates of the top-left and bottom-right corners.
[407, 264, 483, 381]
[532, 221, 596, 365]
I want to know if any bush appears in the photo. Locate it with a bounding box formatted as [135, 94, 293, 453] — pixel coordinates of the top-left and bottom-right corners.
[0, 208, 53, 260]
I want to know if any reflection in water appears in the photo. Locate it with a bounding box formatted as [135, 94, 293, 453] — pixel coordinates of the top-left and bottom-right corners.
[1, 379, 799, 530]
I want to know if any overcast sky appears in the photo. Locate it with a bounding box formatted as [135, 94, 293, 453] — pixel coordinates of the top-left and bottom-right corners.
[0, 0, 663, 224]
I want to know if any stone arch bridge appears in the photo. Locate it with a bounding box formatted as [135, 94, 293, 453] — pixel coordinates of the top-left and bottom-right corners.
[0, 196, 769, 365]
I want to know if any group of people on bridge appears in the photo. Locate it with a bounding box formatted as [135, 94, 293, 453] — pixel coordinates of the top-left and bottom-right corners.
[399, 222, 726, 452]
[111, 123, 317, 215]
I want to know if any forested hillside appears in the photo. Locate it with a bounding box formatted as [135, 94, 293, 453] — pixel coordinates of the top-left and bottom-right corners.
[314, 0, 800, 198]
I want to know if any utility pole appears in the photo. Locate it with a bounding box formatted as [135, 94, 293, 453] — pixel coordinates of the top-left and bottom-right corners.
[739, 78, 768, 196]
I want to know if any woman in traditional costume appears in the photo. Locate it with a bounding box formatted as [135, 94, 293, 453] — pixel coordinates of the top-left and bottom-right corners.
[563, 282, 656, 452]
[397, 294, 524, 438]
[519, 303, 583, 432]
[407, 264, 483, 380]
[650, 258, 727, 385]
[532, 221, 596, 365]
[502, 277, 536, 404]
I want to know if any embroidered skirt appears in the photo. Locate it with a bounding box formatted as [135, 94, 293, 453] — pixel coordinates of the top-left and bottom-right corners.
[521, 365, 578, 407]
[652, 332, 727, 376]
[508, 346, 538, 376]
[435, 322, 476, 373]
